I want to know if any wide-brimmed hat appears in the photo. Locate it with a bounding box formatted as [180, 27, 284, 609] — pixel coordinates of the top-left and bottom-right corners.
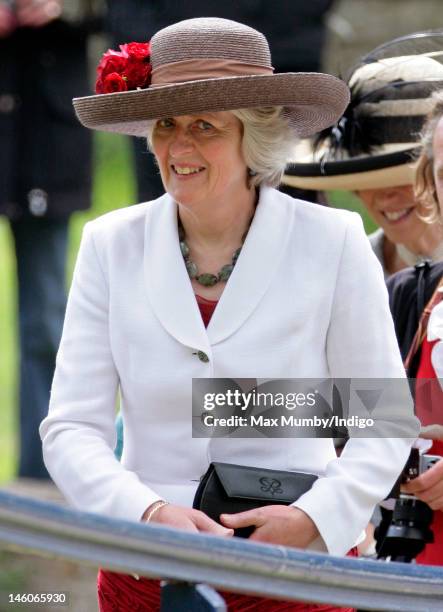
[73, 17, 349, 138]
[283, 31, 443, 191]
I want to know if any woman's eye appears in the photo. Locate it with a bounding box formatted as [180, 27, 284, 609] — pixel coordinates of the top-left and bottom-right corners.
[195, 120, 213, 131]
[156, 118, 174, 129]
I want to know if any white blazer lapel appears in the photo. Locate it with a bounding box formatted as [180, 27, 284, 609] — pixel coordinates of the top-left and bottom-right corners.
[207, 186, 294, 345]
[144, 194, 211, 353]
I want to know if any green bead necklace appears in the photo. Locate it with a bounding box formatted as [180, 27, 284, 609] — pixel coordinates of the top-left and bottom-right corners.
[178, 218, 245, 287]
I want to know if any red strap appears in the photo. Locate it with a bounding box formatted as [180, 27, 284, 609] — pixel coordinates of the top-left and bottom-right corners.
[405, 277, 443, 372]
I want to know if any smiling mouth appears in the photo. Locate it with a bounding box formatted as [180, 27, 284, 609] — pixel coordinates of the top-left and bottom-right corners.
[382, 208, 414, 223]
[171, 165, 205, 175]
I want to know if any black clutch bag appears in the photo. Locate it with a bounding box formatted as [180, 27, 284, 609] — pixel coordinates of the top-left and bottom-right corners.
[193, 462, 318, 538]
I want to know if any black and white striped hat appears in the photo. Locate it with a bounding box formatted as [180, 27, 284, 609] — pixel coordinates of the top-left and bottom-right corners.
[283, 31, 443, 191]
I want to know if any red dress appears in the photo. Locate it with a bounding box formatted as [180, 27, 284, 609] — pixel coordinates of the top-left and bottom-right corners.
[97, 295, 357, 611]
[414, 336, 443, 566]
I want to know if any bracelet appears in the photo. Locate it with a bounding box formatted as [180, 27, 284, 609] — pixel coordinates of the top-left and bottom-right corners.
[143, 500, 169, 523]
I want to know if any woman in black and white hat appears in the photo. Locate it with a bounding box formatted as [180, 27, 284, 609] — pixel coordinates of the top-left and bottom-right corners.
[284, 32, 443, 277]
[388, 91, 443, 568]
[40, 18, 418, 610]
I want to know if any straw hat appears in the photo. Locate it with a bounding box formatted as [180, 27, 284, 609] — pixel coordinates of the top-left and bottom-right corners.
[73, 17, 349, 138]
[283, 31, 443, 191]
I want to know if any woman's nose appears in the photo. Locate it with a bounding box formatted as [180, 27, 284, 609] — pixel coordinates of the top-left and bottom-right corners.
[169, 129, 194, 156]
[378, 187, 407, 204]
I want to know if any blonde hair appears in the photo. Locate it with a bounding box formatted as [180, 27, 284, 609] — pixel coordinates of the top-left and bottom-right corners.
[414, 90, 443, 223]
[146, 107, 296, 188]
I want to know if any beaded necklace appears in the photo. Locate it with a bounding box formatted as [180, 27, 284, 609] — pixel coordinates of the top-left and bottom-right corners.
[178, 217, 248, 287]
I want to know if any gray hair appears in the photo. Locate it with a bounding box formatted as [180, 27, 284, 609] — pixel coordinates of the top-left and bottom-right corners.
[146, 107, 296, 187]
[231, 107, 296, 187]
[415, 90, 443, 222]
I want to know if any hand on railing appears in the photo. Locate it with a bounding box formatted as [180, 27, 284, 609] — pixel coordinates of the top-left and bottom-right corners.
[144, 502, 234, 537]
[0, 489, 442, 610]
[220, 505, 319, 548]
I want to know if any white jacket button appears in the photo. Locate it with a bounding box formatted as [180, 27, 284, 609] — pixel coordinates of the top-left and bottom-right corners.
[197, 351, 209, 363]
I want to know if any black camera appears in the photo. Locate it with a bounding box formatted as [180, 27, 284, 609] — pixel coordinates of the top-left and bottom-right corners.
[375, 448, 441, 562]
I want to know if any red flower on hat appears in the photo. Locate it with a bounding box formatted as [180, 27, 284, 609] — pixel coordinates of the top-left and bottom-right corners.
[102, 73, 128, 94]
[120, 42, 150, 62]
[124, 61, 152, 90]
[97, 50, 127, 77]
[95, 42, 151, 94]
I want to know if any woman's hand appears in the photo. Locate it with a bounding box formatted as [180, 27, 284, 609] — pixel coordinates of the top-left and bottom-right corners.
[221, 505, 320, 548]
[145, 503, 234, 537]
[420, 424, 443, 441]
[402, 458, 443, 511]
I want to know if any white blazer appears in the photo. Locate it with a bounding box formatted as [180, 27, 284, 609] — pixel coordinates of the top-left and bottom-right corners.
[40, 186, 418, 556]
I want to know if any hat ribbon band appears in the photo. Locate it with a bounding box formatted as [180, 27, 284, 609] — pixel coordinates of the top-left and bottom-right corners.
[151, 58, 274, 87]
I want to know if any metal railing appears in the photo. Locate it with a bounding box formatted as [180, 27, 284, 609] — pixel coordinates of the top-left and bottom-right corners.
[0, 490, 442, 611]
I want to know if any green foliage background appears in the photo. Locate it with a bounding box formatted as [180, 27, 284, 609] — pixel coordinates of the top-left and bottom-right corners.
[0, 134, 376, 482]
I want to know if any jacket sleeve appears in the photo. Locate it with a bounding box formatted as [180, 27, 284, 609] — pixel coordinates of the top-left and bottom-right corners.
[40, 222, 162, 520]
[292, 212, 420, 556]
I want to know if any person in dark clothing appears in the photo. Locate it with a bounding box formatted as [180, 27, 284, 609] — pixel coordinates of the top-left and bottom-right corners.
[387, 88, 443, 377]
[0, 0, 102, 478]
[104, 0, 335, 203]
[388, 261, 443, 374]
[386, 91, 443, 566]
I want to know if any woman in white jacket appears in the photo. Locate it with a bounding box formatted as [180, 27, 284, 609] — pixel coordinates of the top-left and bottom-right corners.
[40, 17, 418, 611]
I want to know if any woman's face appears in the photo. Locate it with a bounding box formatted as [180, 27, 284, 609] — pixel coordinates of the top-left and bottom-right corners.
[356, 184, 430, 246]
[432, 115, 443, 209]
[151, 111, 248, 208]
